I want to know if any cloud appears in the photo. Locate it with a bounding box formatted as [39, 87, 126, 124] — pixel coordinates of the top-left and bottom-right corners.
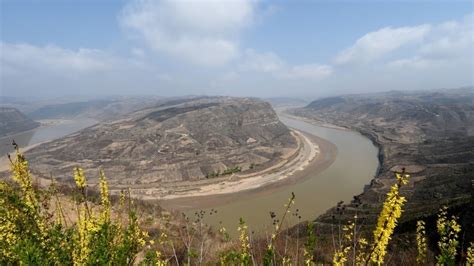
[334, 24, 431, 65]
[0, 42, 172, 97]
[2, 6, 471, 99]
[239, 49, 284, 72]
[387, 14, 473, 69]
[131, 47, 145, 57]
[119, 0, 256, 66]
[420, 14, 473, 60]
[1, 42, 115, 73]
[239, 49, 332, 80]
[279, 64, 333, 80]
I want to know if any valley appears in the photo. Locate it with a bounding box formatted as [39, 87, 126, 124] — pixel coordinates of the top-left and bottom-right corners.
[0, 96, 380, 234]
[288, 88, 474, 241]
[1, 90, 471, 262]
[3, 2, 473, 263]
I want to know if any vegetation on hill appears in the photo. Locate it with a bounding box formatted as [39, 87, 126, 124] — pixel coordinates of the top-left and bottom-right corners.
[25, 97, 296, 191]
[1, 145, 473, 265]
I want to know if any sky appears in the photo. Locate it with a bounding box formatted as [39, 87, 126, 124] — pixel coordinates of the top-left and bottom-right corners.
[1, 0, 473, 99]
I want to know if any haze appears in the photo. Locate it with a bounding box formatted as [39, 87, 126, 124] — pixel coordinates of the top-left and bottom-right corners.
[1, 0, 473, 99]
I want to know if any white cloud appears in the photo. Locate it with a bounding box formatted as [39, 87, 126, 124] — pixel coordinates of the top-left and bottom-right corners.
[1, 42, 115, 73]
[387, 14, 473, 69]
[334, 24, 431, 65]
[419, 15, 473, 60]
[387, 57, 437, 69]
[279, 64, 333, 80]
[239, 49, 332, 80]
[239, 49, 284, 72]
[0, 42, 172, 97]
[131, 47, 145, 57]
[2, 7, 472, 99]
[119, 0, 256, 66]
[221, 71, 239, 81]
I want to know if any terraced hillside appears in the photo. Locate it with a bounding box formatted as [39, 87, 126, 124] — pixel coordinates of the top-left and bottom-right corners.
[23, 97, 297, 195]
[289, 88, 474, 239]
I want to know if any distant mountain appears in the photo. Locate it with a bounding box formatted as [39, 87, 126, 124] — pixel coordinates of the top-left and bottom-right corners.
[0, 107, 40, 137]
[264, 97, 309, 108]
[25, 97, 297, 194]
[290, 87, 474, 240]
[30, 100, 114, 119]
[303, 88, 474, 141]
[28, 96, 165, 121]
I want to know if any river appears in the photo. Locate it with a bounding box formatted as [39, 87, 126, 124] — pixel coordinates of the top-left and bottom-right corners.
[0, 115, 379, 237]
[181, 115, 379, 236]
[0, 119, 98, 156]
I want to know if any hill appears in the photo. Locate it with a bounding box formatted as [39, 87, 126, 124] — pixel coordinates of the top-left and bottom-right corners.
[0, 107, 40, 137]
[23, 97, 297, 197]
[289, 88, 474, 240]
[28, 96, 166, 121]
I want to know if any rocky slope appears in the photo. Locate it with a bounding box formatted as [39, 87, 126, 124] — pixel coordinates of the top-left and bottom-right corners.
[289, 87, 474, 239]
[24, 97, 297, 193]
[0, 107, 40, 137]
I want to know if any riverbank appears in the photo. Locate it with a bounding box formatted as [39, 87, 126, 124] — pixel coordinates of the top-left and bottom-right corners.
[160, 114, 378, 236]
[154, 129, 337, 210]
[280, 111, 384, 177]
[1, 113, 379, 237]
[0, 118, 98, 178]
[286, 101, 473, 241]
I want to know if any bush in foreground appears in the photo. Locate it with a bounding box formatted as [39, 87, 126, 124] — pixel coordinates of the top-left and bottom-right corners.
[1, 146, 473, 265]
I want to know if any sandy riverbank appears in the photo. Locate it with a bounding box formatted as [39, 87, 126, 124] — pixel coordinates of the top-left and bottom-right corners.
[280, 112, 349, 131]
[0, 119, 338, 212]
[152, 130, 338, 210]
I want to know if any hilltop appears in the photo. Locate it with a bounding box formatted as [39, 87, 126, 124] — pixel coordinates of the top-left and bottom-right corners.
[22, 97, 298, 198]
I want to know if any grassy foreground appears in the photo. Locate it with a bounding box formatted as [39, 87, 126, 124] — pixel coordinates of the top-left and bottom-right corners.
[1, 146, 473, 265]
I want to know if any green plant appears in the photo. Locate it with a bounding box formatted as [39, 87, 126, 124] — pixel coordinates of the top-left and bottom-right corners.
[367, 172, 410, 264]
[0, 147, 148, 265]
[263, 192, 296, 265]
[303, 222, 316, 265]
[416, 220, 427, 265]
[436, 206, 461, 265]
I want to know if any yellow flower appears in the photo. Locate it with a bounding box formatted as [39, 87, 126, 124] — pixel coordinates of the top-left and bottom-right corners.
[11, 149, 39, 211]
[155, 251, 168, 266]
[282, 256, 292, 265]
[73, 167, 87, 189]
[333, 218, 357, 265]
[416, 220, 427, 265]
[467, 242, 474, 265]
[369, 172, 410, 264]
[237, 218, 251, 262]
[436, 206, 461, 264]
[98, 170, 110, 223]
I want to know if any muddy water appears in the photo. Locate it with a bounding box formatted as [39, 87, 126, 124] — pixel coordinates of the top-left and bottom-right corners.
[181, 115, 379, 236]
[0, 115, 378, 238]
[0, 119, 97, 156]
